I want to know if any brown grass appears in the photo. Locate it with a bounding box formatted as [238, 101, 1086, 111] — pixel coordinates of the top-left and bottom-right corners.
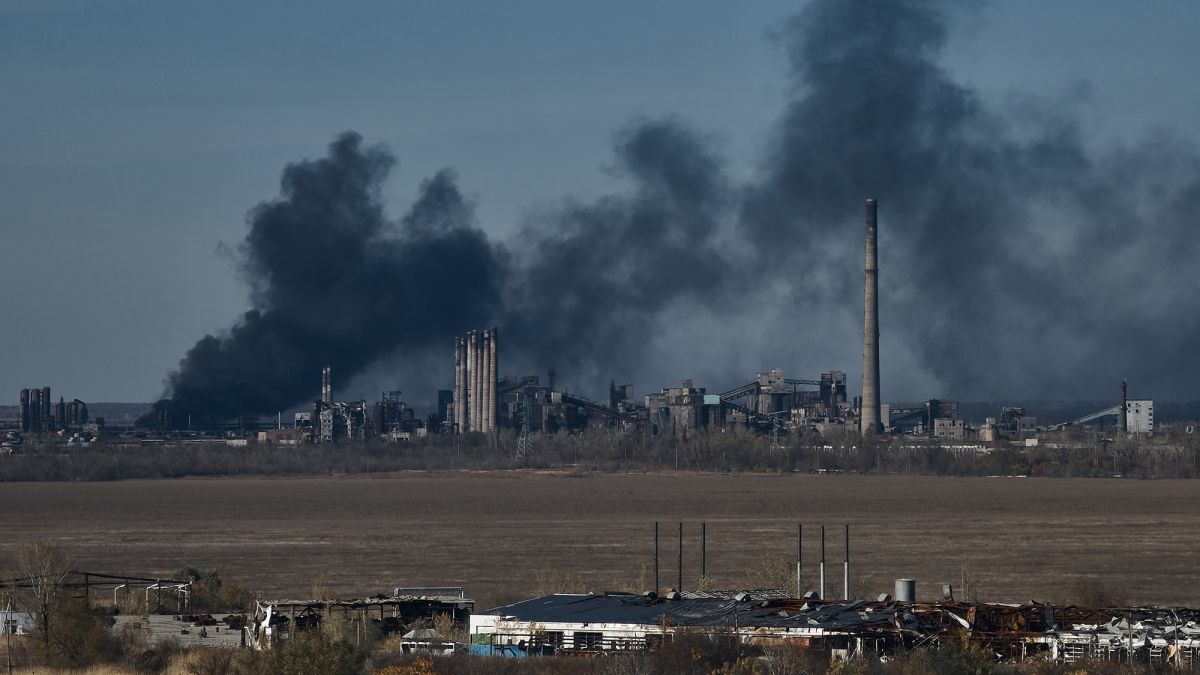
[0, 472, 1197, 609]
[11, 662, 135, 667]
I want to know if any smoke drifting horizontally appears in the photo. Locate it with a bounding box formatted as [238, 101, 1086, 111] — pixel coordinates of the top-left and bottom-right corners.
[156, 0, 1200, 421]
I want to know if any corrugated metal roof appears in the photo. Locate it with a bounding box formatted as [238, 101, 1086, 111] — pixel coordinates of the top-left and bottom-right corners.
[483, 594, 1200, 637]
[483, 593, 899, 631]
[684, 588, 793, 600]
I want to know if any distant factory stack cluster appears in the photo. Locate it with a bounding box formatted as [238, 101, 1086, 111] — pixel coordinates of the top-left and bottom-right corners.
[7, 386, 94, 448]
[17, 386, 89, 434]
[453, 328, 498, 434]
[17, 386, 52, 434]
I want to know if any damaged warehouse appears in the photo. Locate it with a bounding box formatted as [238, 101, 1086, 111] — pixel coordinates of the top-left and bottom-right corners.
[247, 589, 474, 651]
[471, 591, 1200, 666]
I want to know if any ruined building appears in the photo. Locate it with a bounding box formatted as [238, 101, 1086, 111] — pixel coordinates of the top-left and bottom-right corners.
[374, 391, 419, 437]
[308, 366, 368, 442]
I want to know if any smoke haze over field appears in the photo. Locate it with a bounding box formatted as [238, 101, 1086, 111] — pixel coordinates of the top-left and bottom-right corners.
[157, 0, 1200, 419]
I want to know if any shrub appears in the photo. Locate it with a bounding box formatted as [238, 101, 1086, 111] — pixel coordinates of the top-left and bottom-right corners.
[238, 631, 366, 675]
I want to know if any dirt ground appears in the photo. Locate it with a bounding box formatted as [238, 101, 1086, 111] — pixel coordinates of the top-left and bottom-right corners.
[0, 472, 1196, 609]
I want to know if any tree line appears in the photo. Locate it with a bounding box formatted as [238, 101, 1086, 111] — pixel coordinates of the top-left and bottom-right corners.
[1, 427, 1198, 481]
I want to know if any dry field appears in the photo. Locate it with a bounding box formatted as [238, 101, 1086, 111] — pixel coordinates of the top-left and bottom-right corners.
[0, 472, 1197, 609]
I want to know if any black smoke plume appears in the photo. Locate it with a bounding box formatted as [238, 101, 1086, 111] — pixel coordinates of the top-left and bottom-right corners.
[501, 119, 738, 388]
[744, 0, 1200, 400]
[148, 133, 503, 424]
[152, 0, 1200, 422]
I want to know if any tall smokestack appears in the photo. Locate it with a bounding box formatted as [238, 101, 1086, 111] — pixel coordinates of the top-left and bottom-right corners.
[18, 389, 29, 433]
[481, 329, 492, 432]
[466, 331, 477, 433]
[31, 388, 42, 433]
[489, 326, 498, 433]
[453, 338, 463, 432]
[860, 198, 882, 436]
[475, 332, 485, 432]
[41, 386, 51, 433]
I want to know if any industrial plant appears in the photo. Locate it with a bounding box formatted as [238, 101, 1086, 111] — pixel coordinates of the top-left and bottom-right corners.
[0, 199, 1177, 450]
[16, 386, 89, 435]
[3, 385, 97, 448]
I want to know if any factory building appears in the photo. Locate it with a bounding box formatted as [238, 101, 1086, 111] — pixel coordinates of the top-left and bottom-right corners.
[608, 382, 636, 416]
[980, 407, 1038, 442]
[745, 369, 796, 416]
[453, 328, 498, 434]
[509, 375, 634, 434]
[374, 391, 418, 438]
[885, 399, 960, 436]
[496, 375, 548, 432]
[66, 399, 90, 430]
[470, 365, 851, 440]
[1053, 383, 1155, 436]
[635, 370, 854, 439]
[1125, 399, 1154, 435]
[316, 400, 369, 443]
[645, 381, 723, 438]
[436, 390, 454, 432]
[308, 366, 369, 443]
[819, 371, 848, 410]
[16, 386, 86, 434]
[297, 368, 428, 443]
[717, 369, 854, 434]
[931, 418, 965, 440]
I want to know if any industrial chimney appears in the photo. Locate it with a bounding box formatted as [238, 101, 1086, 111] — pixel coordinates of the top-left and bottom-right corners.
[1118, 379, 1128, 434]
[488, 326, 498, 433]
[482, 329, 493, 432]
[467, 331, 478, 433]
[860, 198, 882, 436]
[453, 337, 465, 433]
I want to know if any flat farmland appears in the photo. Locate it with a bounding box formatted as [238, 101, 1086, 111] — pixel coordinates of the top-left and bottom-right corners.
[1, 473, 1197, 608]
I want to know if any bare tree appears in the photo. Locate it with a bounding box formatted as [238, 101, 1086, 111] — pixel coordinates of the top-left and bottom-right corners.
[16, 543, 73, 651]
[2, 577, 16, 675]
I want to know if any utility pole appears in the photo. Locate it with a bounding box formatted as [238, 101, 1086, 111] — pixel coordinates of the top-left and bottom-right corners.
[843, 525, 850, 601]
[677, 522, 683, 593]
[6, 599, 13, 675]
[654, 522, 659, 594]
[796, 524, 802, 598]
[819, 525, 826, 600]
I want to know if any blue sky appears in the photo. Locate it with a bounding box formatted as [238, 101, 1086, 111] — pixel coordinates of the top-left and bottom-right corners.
[2, 1, 1198, 403]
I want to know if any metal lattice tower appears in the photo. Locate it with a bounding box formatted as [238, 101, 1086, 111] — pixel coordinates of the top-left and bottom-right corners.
[516, 395, 533, 461]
